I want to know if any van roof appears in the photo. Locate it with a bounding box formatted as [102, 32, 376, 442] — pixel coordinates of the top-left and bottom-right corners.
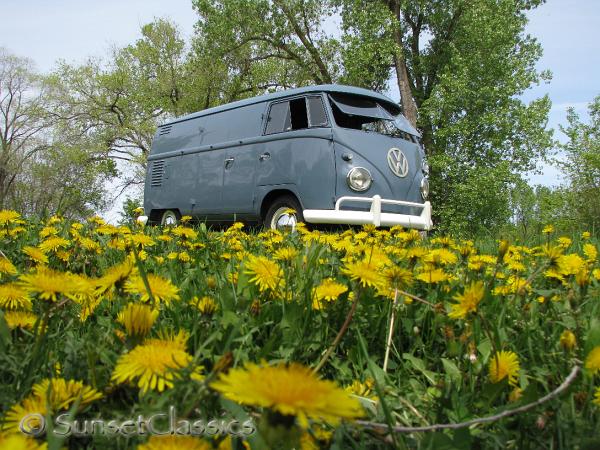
[161, 84, 400, 126]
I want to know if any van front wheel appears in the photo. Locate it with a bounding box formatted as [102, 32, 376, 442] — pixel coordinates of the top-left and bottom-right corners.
[160, 210, 179, 226]
[264, 196, 304, 231]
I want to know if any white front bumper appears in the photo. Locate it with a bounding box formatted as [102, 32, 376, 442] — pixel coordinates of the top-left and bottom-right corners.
[303, 195, 432, 230]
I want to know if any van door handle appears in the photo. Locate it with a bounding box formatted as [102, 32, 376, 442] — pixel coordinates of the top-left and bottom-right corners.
[259, 152, 271, 161]
[224, 157, 234, 168]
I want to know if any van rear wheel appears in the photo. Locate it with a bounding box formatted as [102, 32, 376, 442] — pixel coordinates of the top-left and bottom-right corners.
[160, 210, 179, 226]
[264, 196, 303, 231]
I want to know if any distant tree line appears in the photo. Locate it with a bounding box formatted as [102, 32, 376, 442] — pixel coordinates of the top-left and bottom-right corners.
[1, 0, 597, 235]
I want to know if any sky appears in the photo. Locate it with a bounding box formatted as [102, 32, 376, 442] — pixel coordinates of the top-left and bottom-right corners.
[1, 0, 599, 219]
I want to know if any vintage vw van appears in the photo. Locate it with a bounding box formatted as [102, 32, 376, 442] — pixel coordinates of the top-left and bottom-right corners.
[141, 84, 432, 230]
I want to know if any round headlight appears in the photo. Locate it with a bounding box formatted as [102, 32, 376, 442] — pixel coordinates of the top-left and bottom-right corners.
[422, 158, 429, 175]
[347, 167, 372, 192]
[420, 177, 429, 200]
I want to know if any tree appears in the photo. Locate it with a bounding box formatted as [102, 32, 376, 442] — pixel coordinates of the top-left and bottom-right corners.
[192, 0, 342, 94]
[46, 19, 197, 189]
[559, 95, 600, 232]
[0, 48, 50, 208]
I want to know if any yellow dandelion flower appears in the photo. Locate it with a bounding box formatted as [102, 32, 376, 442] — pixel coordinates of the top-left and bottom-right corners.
[4, 311, 38, 330]
[111, 330, 193, 393]
[0, 210, 24, 225]
[448, 281, 485, 319]
[38, 237, 70, 253]
[19, 268, 73, 301]
[124, 274, 180, 305]
[557, 254, 586, 276]
[424, 248, 458, 266]
[312, 279, 347, 310]
[585, 346, 600, 375]
[0, 283, 32, 310]
[0, 257, 17, 277]
[557, 236, 572, 248]
[22, 246, 48, 265]
[117, 303, 159, 337]
[2, 395, 46, 432]
[138, 435, 211, 450]
[171, 226, 198, 240]
[415, 267, 451, 284]
[387, 265, 414, 287]
[31, 378, 102, 411]
[244, 255, 283, 292]
[542, 224, 554, 234]
[273, 247, 298, 261]
[96, 259, 133, 296]
[345, 379, 377, 401]
[583, 243, 598, 262]
[178, 251, 191, 262]
[559, 330, 576, 351]
[314, 279, 348, 302]
[582, 231, 591, 240]
[341, 259, 383, 288]
[191, 296, 219, 315]
[0, 432, 47, 449]
[79, 237, 101, 253]
[129, 234, 156, 248]
[211, 362, 363, 428]
[489, 351, 520, 386]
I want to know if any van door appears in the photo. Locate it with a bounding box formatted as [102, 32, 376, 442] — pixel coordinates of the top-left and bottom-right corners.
[257, 95, 335, 210]
[221, 144, 257, 215]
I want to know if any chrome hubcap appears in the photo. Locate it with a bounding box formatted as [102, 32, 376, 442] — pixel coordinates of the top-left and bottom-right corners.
[271, 207, 297, 231]
[163, 213, 177, 226]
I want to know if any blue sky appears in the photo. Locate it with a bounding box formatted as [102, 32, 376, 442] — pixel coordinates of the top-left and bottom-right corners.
[1, 0, 598, 192]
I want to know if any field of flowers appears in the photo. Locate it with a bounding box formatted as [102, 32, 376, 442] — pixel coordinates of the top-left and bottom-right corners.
[0, 209, 599, 449]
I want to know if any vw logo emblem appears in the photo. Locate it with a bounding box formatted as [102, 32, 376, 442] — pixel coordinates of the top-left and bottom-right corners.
[387, 148, 409, 178]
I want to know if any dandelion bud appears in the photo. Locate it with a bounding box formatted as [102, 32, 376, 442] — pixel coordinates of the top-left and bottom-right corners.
[498, 239, 510, 260]
[509, 387, 523, 403]
[250, 299, 261, 316]
[469, 353, 477, 363]
[206, 276, 217, 289]
[213, 351, 234, 374]
[413, 326, 420, 335]
[559, 330, 576, 351]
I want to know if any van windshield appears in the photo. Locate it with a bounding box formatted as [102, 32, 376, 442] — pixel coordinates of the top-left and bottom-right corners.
[328, 93, 419, 140]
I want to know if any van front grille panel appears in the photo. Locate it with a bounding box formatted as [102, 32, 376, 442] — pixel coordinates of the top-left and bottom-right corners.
[151, 160, 165, 187]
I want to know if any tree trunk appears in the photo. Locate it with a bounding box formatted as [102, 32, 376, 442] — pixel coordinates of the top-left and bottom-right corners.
[389, 1, 418, 128]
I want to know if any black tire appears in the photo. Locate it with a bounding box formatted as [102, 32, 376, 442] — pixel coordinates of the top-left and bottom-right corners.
[160, 210, 180, 226]
[263, 195, 304, 231]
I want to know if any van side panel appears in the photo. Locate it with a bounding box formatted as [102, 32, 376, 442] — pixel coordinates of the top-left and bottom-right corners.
[145, 103, 265, 218]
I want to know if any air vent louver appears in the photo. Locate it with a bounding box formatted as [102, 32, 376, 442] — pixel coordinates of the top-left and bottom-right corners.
[151, 160, 165, 187]
[158, 125, 172, 136]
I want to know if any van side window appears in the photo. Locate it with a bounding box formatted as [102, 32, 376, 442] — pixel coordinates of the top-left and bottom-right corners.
[265, 102, 291, 134]
[307, 96, 328, 127]
[289, 98, 308, 129]
[265, 96, 327, 135]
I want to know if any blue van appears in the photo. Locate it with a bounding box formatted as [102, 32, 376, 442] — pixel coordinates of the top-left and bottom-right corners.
[140, 84, 432, 230]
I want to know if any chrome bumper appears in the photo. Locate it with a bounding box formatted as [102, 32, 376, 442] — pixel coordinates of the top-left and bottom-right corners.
[303, 195, 432, 230]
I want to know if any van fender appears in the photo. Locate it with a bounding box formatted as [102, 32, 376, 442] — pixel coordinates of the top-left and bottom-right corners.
[256, 184, 304, 220]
